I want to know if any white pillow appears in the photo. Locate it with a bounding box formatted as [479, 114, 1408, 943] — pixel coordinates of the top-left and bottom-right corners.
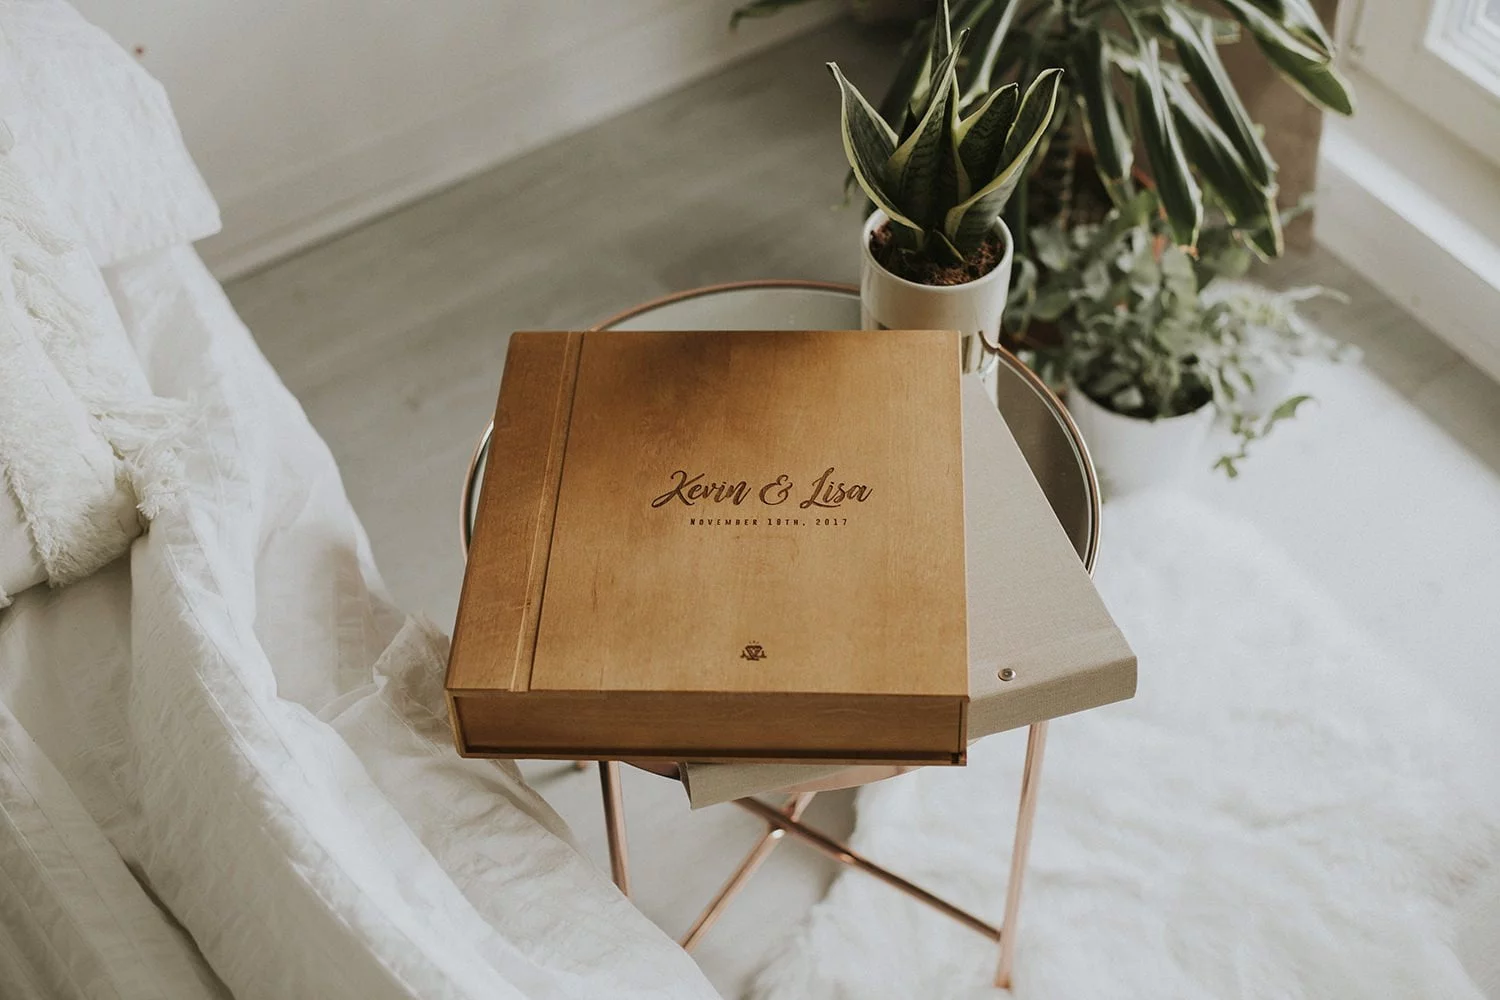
[0, 1, 220, 266]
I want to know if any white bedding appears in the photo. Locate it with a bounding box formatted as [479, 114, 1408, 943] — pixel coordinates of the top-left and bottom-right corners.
[0, 243, 717, 999]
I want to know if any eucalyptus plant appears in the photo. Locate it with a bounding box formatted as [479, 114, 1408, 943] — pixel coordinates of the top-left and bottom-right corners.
[828, 0, 1063, 274]
[745, 0, 1354, 258]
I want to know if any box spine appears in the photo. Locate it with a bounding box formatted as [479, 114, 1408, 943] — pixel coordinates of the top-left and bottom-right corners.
[447, 331, 583, 697]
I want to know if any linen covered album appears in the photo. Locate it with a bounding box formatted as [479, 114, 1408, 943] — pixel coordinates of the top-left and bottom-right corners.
[446, 328, 971, 764]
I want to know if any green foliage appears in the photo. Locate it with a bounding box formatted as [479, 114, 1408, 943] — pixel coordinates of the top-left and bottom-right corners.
[1007, 192, 1353, 474]
[1215, 395, 1309, 478]
[828, 0, 1063, 267]
[753, 0, 1355, 256]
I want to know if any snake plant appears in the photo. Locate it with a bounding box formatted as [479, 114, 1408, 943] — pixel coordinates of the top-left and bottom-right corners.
[751, 0, 1354, 258]
[829, 0, 1062, 271]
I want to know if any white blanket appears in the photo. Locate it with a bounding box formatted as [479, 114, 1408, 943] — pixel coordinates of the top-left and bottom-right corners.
[0, 243, 717, 999]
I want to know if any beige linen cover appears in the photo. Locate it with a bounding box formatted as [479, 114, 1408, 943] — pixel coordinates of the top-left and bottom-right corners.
[680, 378, 1136, 807]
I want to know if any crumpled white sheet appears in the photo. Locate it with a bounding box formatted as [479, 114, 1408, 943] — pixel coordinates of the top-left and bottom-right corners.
[0, 243, 718, 1000]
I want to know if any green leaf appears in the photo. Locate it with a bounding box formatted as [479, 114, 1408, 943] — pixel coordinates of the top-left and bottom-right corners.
[1074, 30, 1132, 183]
[1246, 206, 1285, 258]
[930, 0, 954, 65]
[1212, 0, 1327, 62]
[1266, 392, 1312, 425]
[1235, 0, 1334, 58]
[888, 38, 965, 227]
[933, 229, 968, 264]
[1000, 65, 1062, 170]
[943, 67, 1063, 252]
[1158, 5, 1275, 188]
[953, 83, 1021, 198]
[1032, 289, 1074, 321]
[906, 0, 955, 131]
[1257, 32, 1356, 115]
[1132, 39, 1203, 247]
[1031, 225, 1072, 271]
[877, 22, 939, 138]
[1213, 0, 1354, 114]
[1164, 77, 1280, 254]
[827, 62, 920, 231]
[961, 0, 1025, 105]
[1214, 454, 1241, 478]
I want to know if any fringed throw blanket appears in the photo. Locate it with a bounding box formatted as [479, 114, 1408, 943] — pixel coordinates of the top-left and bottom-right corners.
[0, 149, 184, 604]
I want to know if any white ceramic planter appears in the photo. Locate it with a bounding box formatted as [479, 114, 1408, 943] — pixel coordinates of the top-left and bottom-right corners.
[860, 210, 1014, 400]
[1066, 380, 1214, 497]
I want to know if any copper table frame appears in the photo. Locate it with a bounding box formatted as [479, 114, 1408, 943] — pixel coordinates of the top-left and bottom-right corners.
[459, 280, 1100, 989]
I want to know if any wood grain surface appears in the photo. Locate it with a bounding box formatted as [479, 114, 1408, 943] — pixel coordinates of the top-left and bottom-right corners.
[448, 328, 970, 762]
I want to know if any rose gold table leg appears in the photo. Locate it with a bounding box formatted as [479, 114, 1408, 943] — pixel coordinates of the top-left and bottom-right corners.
[680, 792, 816, 951]
[599, 761, 631, 896]
[995, 721, 1049, 989]
[736, 796, 1002, 940]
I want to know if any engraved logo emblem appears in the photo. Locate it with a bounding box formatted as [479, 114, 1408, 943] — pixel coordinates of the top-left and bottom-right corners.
[740, 642, 766, 662]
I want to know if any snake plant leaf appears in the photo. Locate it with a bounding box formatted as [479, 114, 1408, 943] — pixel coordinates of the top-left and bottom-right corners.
[1246, 201, 1285, 258]
[960, 0, 1025, 105]
[1256, 31, 1356, 115]
[906, 0, 956, 131]
[1132, 39, 1202, 247]
[933, 229, 968, 265]
[953, 82, 1021, 198]
[1165, 78, 1282, 256]
[828, 62, 920, 231]
[1212, 0, 1327, 62]
[1235, 0, 1334, 58]
[1159, 5, 1274, 188]
[877, 29, 936, 141]
[943, 67, 1062, 252]
[1074, 30, 1132, 183]
[1000, 66, 1063, 171]
[889, 37, 965, 227]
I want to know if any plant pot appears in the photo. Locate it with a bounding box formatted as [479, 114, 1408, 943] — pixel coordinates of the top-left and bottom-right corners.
[860, 210, 1014, 400]
[1065, 380, 1214, 497]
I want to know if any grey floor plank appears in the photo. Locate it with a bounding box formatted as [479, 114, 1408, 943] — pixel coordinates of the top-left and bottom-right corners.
[229, 22, 899, 627]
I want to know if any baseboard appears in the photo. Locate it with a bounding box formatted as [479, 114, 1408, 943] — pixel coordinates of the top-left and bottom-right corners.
[1315, 105, 1500, 385]
[196, 1, 838, 281]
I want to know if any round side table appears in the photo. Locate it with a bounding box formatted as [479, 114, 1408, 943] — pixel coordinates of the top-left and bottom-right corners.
[460, 281, 1099, 989]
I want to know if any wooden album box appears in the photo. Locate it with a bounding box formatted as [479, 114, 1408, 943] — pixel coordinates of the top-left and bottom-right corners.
[446, 329, 970, 765]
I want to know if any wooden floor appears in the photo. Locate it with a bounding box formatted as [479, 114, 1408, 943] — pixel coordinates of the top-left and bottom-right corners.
[225, 20, 1500, 998]
[227, 23, 904, 631]
[225, 20, 1500, 629]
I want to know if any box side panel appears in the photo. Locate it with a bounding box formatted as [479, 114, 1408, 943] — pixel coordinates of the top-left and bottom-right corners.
[451, 690, 966, 764]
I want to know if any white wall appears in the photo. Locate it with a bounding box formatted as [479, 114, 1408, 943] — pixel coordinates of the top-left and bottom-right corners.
[74, 0, 837, 278]
[1314, 0, 1500, 385]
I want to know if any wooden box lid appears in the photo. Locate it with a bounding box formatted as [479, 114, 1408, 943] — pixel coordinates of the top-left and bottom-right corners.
[446, 329, 969, 764]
